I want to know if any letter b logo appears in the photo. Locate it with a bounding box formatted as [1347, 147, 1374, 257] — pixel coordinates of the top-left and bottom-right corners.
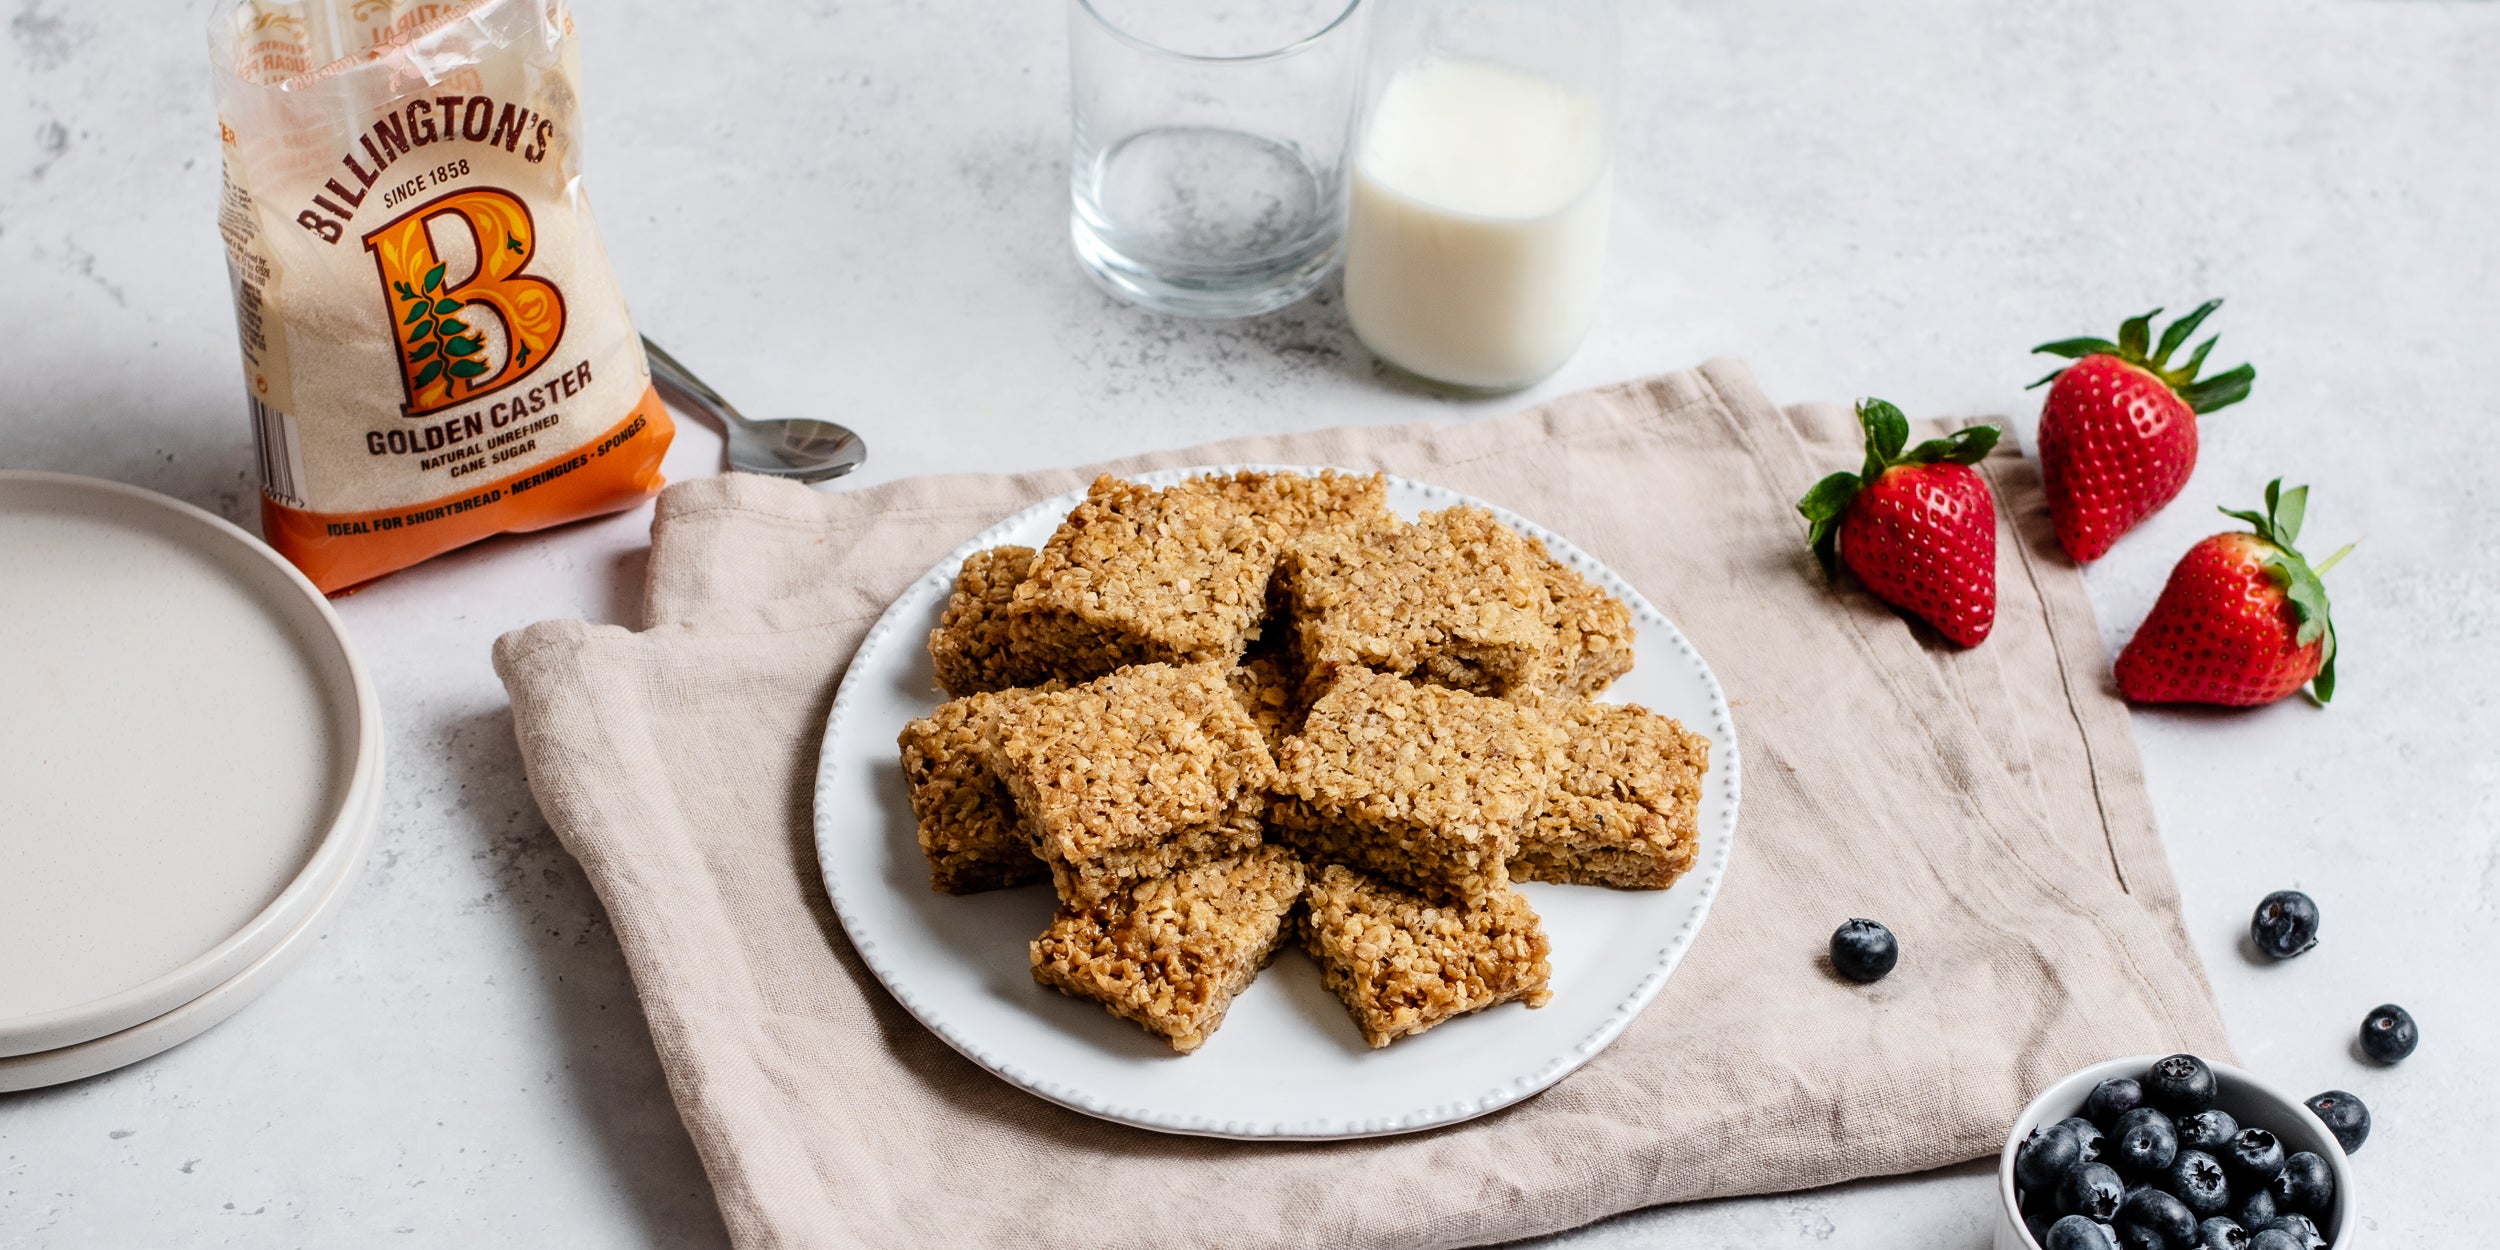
[364, 187, 566, 417]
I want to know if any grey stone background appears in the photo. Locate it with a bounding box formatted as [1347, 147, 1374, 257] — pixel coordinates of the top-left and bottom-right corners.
[2, 0, 2493, 1244]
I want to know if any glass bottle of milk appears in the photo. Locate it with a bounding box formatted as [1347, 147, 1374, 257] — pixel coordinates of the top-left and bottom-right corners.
[1343, 0, 1617, 393]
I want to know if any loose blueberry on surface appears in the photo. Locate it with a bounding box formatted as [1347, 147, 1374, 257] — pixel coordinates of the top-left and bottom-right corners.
[2268, 1152, 2334, 1214]
[2020, 1122, 2085, 1193]
[2303, 1090, 2370, 1155]
[1829, 918, 1899, 982]
[2059, 1162, 2127, 1222]
[2249, 890, 2320, 959]
[2088, 1077, 2147, 1132]
[2194, 1217, 2251, 1250]
[2166, 1149, 2232, 1217]
[2046, 1213, 2119, 1250]
[2115, 1106, 2180, 1176]
[2358, 1003, 2418, 1064]
[2233, 1186, 2277, 1233]
[2177, 1109, 2239, 1154]
[2145, 1054, 2218, 1116]
[2248, 1230, 2302, 1250]
[2223, 1128, 2285, 1187]
[2059, 1116, 2109, 1164]
[2116, 1186, 2197, 1249]
[2264, 1214, 2326, 1250]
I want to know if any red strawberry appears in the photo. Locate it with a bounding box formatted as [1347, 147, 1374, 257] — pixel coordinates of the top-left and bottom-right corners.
[1797, 399, 2002, 647]
[2031, 300, 2256, 562]
[2115, 479, 2349, 706]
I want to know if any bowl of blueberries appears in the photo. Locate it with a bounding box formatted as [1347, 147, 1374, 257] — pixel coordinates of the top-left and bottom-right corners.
[1996, 1053, 2356, 1249]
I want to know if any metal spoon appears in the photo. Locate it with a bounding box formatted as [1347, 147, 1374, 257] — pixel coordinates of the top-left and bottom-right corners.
[641, 336, 866, 483]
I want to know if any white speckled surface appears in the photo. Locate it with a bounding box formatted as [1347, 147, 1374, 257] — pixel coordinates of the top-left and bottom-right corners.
[1, 0, 2493, 1244]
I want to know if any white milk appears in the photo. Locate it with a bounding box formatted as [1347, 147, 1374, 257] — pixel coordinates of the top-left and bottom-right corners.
[1343, 57, 1612, 391]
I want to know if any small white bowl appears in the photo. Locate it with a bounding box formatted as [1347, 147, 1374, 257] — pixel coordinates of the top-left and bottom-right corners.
[1995, 1055, 2357, 1249]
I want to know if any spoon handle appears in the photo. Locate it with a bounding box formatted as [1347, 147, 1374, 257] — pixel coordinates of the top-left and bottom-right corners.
[641, 336, 755, 432]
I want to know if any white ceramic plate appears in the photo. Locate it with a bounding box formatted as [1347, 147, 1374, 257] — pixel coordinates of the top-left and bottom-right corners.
[0, 472, 383, 1058]
[0, 774, 378, 1092]
[812, 467, 1742, 1139]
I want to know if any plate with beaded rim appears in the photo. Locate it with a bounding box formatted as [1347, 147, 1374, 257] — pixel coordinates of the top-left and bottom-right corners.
[812, 465, 1742, 1140]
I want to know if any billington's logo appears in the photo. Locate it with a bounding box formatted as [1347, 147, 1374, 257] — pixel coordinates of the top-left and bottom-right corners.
[363, 187, 566, 418]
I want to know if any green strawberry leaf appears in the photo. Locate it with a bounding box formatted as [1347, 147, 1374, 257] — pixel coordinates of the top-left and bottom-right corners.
[442, 335, 480, 356]
[2118, 309, 2160, 360]
[2312, 621, 2338, 704]
[402, 301, 430, 325]
[2178, 363, 2255, 414]
[414, 360, 443, 388]
[2152, 299, 2222, 368]
[2032, 336, 2121, 360]
[424, 263, 446, 293]
[439, 318, 470, 336]
[2272, 482, 2308, 546]
[407, 320, 434, 344]
[2025, 367, 2070, 391]
[2177, 335, 2218, 380]
[1858, 399, 1909, 479]
[433, 298, 462, 316]
[408, 340, 436, 363]
[448, 358, 489, 379]
[1904, 424, 2002, 466]
[1797, 471, 1862, 523]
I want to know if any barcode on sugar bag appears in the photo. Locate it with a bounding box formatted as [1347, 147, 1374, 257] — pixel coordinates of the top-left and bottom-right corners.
[248, 395, 308, 510]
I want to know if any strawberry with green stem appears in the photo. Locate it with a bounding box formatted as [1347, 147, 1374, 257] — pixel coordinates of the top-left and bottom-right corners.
[2114, 479, 2351, 706]
[1798, 399, 2003, 647]
[2030, 300, 2256, 562]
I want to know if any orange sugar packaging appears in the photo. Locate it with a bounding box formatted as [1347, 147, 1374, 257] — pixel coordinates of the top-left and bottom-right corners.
[209, 0, 671, 592]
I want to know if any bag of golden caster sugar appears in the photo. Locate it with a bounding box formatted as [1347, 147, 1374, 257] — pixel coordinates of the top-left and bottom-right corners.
[209, 0, 672, 593]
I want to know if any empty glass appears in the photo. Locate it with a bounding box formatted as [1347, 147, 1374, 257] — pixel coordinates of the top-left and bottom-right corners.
[1069, 0, 1366, 318]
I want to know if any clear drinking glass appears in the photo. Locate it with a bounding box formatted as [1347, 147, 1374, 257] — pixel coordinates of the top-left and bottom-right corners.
[1343, 0, 1618, 391]
[1069, 0, 1366, 318]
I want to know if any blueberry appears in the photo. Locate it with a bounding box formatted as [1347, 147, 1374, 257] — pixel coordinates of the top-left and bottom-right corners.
[2059, 1162, 2127, 1222]
[2177, 1109, 2238, 1154]
[2194, 1217, 2251, 1250]
[2249, 890, 2319, 959]
[2145, 1054, 2218, 1115]
[2264, 1214, 2326, 1250]
[2233, 1185, 2277, 1232]
[2115, 1186, 2196, 1249]
[2028, 1209, 2062, 1247]
[2358, 1003, 2417, 1063]
[2115, 1227, 2165, 1250]
[2268, 1152, 2334, 1214]
[2248, 1230, 2302, 1250]
[1829, 918, 1898, 982]
[2115, 1106, 2180, 1176]
[2166, 1149, 2232, 1217]
[2088, 1077, 2147, 1132]
[2060, 1115, 2110, 1164]
[2303, 1089, 2370, 1154]
[2020, 1122, 2085, 1193]
[2223, 1128, 2284, 1187]
[2047, 1213, 2119, 1250]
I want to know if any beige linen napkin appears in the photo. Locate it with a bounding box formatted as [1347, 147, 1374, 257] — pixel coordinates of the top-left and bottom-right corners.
[494, 358, 2228, 1250]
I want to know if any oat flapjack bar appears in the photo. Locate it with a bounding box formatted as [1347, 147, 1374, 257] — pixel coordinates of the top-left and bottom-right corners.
[1514, 698, 1709, 890]
[1281, 505, 1561, 697]
[980, 662, 1276, 902]
[897, 687, 1055, 894]
[1270, 668, 1561, 904]
[928, 545, 1057, 697]
[1006, 476, 1281, 681]
[1529, 545, 1638, 697]
[1298, 863, 1552, 1048]
[1031, 845, 1308, 1053]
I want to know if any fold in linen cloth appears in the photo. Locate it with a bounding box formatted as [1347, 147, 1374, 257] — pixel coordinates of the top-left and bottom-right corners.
[493, 358, 2229, 1250]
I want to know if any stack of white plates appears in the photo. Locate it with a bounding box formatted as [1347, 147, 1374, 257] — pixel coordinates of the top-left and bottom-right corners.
[0, 473, 381, 1092]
